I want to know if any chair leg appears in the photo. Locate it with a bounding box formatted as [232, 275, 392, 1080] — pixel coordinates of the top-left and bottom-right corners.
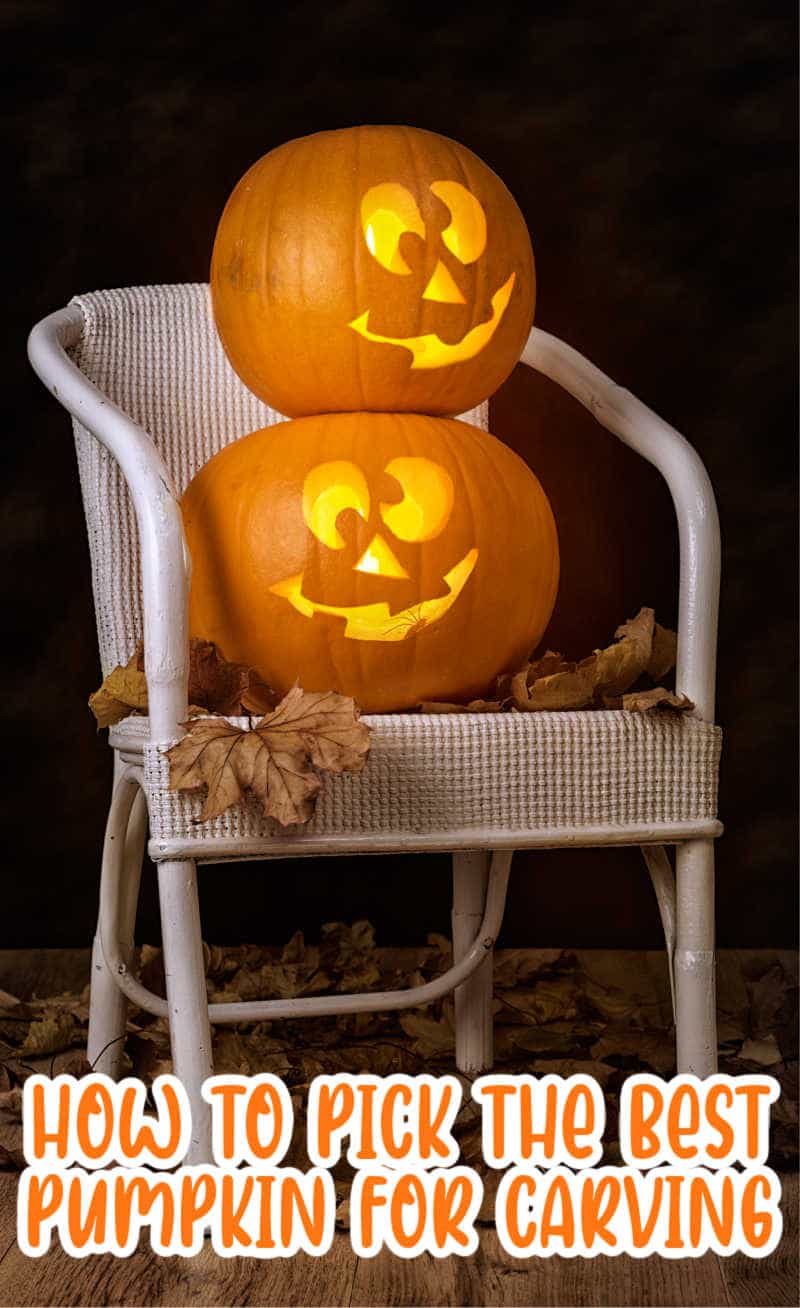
[157, 858, 214, 1164]
[675, 838, 718, 1076]
[452, 851, 494, 1075]
[87, 767, 146, 1077]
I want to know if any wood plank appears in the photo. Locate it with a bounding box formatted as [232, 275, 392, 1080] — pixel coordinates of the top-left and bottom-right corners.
[485, 1233, 728, 1307]
[0, 1174, 358, 1308]
[719, 1170, 798, 1308]
[349, 1226, 729, 1307]
[1, 1169, 798, 1307]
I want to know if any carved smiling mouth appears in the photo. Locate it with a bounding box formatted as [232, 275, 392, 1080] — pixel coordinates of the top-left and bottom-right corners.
[269, 548, 479, 642]
[348, 275, 516, 370]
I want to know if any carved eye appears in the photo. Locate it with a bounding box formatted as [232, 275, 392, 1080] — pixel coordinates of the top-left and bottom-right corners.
[380, 457, 454, 542]
[430, 180, 487, 265]
[303, 461, 370, 549]
[360, 183, 425, 276]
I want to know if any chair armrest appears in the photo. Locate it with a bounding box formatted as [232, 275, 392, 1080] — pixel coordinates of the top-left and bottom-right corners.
[27, 306, 189, 742]
[522, 328, 720, 721]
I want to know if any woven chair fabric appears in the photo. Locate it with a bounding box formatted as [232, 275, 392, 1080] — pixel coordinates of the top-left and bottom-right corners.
[108, 711, 722, 845]
[68, 284, 488, 675]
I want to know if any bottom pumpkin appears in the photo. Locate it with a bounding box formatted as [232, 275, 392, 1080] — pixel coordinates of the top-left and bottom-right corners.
[181, 412, 559, 712]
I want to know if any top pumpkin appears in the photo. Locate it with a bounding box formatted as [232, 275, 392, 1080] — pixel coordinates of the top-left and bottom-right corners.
[211, 125, 535, 417]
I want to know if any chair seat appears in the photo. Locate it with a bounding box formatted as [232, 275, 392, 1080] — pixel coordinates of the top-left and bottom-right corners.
[110, 710, 722, 862]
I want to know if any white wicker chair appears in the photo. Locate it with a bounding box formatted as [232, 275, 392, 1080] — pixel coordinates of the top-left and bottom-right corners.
[28, 284, 722, 1163]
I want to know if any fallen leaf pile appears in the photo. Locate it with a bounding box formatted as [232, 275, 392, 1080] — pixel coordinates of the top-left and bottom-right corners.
[1, 935, 796, 1191]
[90, 607, 688, 728]
[88, 609, 687, 826]
[89, 638, 278, 729]
[165, 686, 371, 826]
[421, 608, 692, 714]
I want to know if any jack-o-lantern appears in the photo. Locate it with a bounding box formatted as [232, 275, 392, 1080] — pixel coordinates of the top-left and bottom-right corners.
[181, 413, 558, 711]
[211, 126, 535, 417]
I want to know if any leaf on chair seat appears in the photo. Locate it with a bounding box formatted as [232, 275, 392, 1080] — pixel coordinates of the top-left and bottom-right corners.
[165, 686, 370, 826]
[509, 608, 682, 713]
[256, 685, 372, 773]
[187, 639, 279, 716]
[90, 638, 280, 727]
[617, 686, 694, 713]
[511, 661, 598, 711]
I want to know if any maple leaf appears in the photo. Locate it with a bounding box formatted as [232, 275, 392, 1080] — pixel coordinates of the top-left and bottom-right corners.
[165, 686, 370, 826]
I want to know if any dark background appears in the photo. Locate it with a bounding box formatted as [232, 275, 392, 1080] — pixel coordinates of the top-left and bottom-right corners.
[3, 2, 796, 949]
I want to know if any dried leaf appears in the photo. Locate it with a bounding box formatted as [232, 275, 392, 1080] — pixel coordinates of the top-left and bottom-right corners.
[90, 638, 279, 727]
[512, 662, 597, 712]
[648, 623, 678, 680]
[166, 685, 370, 826]
[590, 1025, 676, 1076]
[88, 648, 148, 728]
[591, 607, 655, 698]
[20, 1014, 80, 1057]
[258, 686, 371, 774]
[166, 718, 266, 820]
[738, 1035, 783, 1067]
[398, 1010, 455, 1058]
[187, 639, 279, 716]
[620, 687, 694, 713]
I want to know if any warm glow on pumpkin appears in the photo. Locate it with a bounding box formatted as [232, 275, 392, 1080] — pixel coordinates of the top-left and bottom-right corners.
[349, 177, 516, 368]
[379, 457, 454, 541]
[182, 413, 559, 712]
[361, 183, 426, 275]
[431, 180, 487, 264]
[348, 273, 516, 370]
[274, 455, 465, 632]
[210, 125, 535, 416]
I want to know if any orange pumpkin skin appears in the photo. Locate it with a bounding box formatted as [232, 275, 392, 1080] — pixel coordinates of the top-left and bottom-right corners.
[211, 125, 535, 418]
[182, 413, 558, 712]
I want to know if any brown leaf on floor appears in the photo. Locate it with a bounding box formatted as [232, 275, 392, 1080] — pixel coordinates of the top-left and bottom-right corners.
[399, 1008, 455, 1058]
[590, 1025, 677, 1077]
[165, 685, 370, 825]
[20, 1013, 82, 1057]
[738, 1035, 783, 1066]
[88, 646, 148, 728]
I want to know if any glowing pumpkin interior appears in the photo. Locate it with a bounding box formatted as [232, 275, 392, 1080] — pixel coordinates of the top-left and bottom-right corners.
[270, 456, 478, 642]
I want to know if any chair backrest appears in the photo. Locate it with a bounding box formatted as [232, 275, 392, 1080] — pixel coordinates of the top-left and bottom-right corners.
[68, 285, 488, 675]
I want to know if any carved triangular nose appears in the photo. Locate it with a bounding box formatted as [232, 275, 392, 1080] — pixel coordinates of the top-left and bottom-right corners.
[354, 533, 410, 579]
[422, 259, 466, 304]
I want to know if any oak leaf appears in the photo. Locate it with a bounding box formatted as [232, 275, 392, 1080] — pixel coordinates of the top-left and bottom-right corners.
[165, 686, 370, 826]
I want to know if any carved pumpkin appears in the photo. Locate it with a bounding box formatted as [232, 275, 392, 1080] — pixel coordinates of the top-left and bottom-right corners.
[181, 413, 558, 711]
[211, 125, 535, 417]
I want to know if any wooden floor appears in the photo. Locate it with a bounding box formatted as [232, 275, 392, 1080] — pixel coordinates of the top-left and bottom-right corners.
[0, 1171, 796, 1307]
